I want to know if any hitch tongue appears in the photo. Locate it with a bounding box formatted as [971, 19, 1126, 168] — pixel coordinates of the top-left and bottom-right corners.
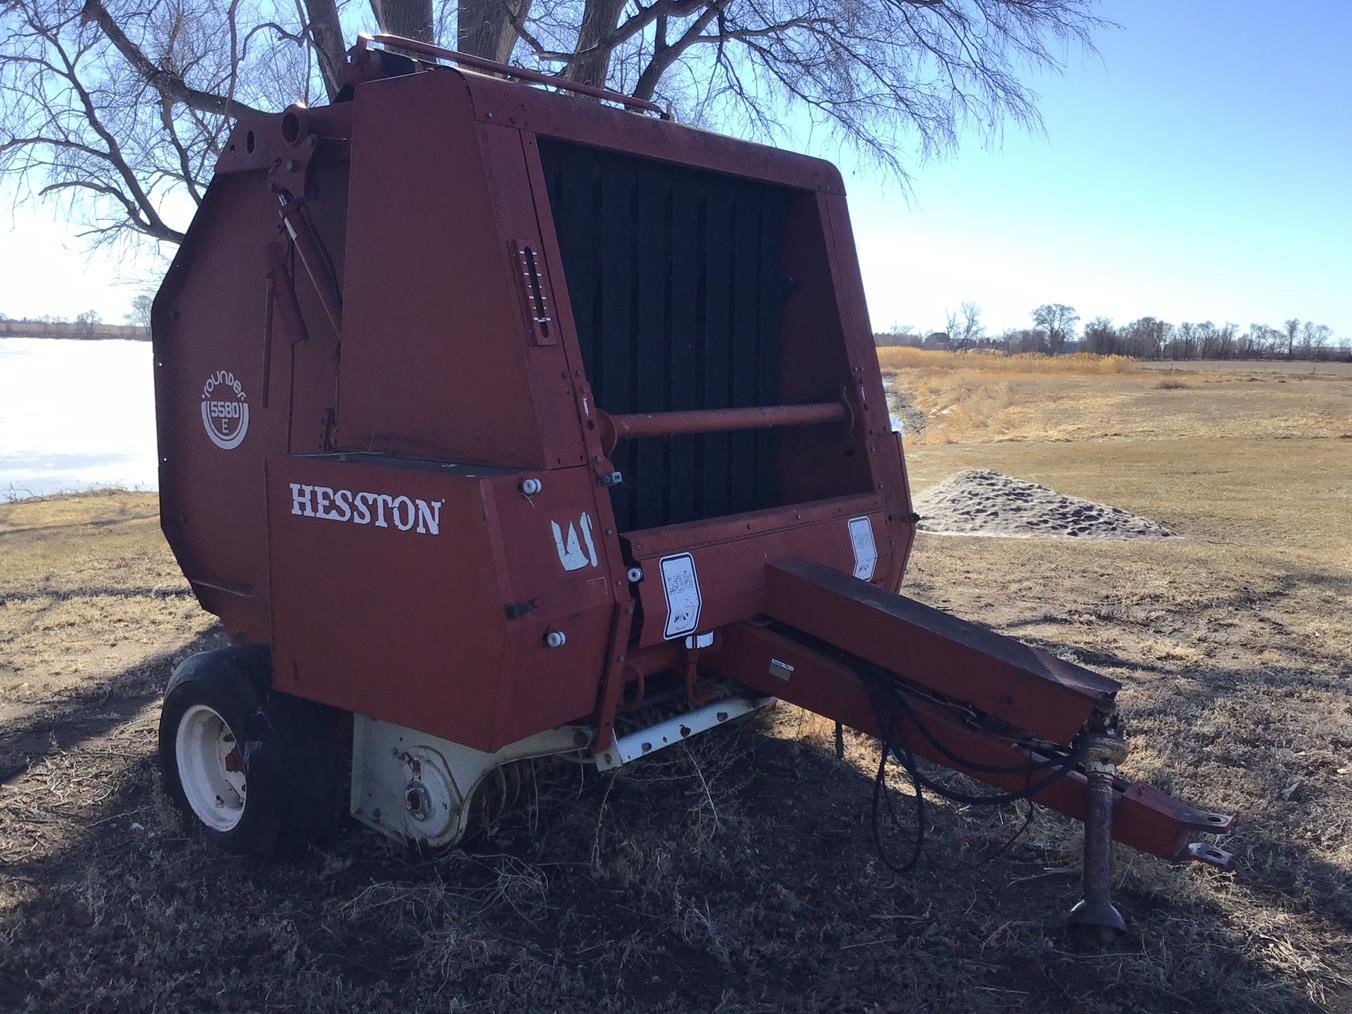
[1068, 730, 1131, 942]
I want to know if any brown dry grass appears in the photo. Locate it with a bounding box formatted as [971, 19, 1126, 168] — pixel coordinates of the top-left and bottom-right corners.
[1, 368, 1350, 1011]
[880, 349, 1352, 445]
[876, 348, 1140, 375]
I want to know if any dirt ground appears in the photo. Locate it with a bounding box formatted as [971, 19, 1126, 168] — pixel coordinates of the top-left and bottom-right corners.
[1, 361, 1349, 1012]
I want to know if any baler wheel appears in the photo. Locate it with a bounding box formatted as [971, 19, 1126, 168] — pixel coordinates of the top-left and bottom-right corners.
[158, 647, 346, 855]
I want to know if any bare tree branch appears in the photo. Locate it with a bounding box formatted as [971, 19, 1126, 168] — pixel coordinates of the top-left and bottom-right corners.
[2, 0, 1108, 249]
[79, 0, 267, 118]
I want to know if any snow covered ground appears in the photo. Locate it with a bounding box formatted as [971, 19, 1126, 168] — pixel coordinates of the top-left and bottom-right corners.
[0, 337, 158, 501]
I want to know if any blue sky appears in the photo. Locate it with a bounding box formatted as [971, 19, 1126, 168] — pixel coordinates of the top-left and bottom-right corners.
[2, 0, 1349, 338]
[847, 0, 1352, 337]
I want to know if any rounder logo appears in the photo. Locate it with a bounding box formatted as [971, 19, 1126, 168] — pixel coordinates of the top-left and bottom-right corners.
[200, 370, 250, 450]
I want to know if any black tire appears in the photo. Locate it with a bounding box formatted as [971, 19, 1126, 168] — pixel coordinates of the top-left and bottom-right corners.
[158, 646, 347, 856]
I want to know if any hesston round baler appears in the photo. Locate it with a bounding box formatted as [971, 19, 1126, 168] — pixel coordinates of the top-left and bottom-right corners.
[151, 34, 1233, 936]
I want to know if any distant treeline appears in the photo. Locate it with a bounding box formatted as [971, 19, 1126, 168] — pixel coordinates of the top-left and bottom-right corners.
[1, 317, 149, 341]
[1075, 317, 1349, 362]
[877, 306, 1350, 362]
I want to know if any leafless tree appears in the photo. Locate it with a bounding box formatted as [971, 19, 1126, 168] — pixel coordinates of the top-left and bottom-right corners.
[1119, 316, 1166, 360]
[126, 291, 152, 329]
[1300, 321, 1331, 358]
[3, 0, 1108, 245]
[874, 322, 920, 347]
[945, 301, 983, 349]
[1031, 302, 1077, 354]
[1242, 323, 1272, 358]
[75, 307, 100, 335]
[1000, 327, 1041, 355]
[1168, 321, 1195, 360]
[0, 0, 311, 245]
[1195, 321, 1235, 360]
[1282, 318, 1301, 358]
[1080, 315, 1115, 355]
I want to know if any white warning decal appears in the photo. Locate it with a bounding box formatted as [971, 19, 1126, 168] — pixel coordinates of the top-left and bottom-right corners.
[200, 370, 249, 450]
[848, 516, 877, 581]
[659, 552, 702, 640]
[552, 512, 599, 571]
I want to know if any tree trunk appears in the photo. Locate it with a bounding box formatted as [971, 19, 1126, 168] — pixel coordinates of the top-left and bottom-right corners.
[371, 0, 434, 42]
[458, 0, 532, 63]
[565, 0, 627, 88]
[303, 0, 346, 99]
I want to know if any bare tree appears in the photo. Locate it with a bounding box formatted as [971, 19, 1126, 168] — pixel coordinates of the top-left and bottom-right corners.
[1001, 327, 1041, 355]
[1195, 321, 1235, 360]
[1169, 321, 1196, 360]
[1283, 318, 1301, 358]
[874, 322, 920, 347]
[1031, 303, 1077, 354]
[3, 0, 1108, 245]
[945, 301, 983, 349]
[1081, 315, 1116, 355]
[126, 292, 153, 330]
[75, 307, 101, 336]
[1300, 321, 1331, 359]
[1120, 316, 1167, 360]
[1243, 323, 1271, 358]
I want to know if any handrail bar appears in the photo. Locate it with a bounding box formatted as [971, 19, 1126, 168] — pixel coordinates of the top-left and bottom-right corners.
[600, 401, 848, 453]
[361, 34, 668, 118]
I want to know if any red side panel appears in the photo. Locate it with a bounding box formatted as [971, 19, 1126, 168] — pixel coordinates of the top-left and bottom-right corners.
[336, 72, 585, 471]
[154, 172, 295, 642]
[266, 455, 614, 750]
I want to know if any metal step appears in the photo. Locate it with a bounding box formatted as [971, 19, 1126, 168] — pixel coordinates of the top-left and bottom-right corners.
[595, 694, 775, 771]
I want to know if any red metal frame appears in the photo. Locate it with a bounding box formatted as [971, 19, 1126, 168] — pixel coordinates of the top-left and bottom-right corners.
[708, 623, 1233, 862]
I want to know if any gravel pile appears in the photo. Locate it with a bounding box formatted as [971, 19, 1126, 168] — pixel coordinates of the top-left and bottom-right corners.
[913, 469, 1175, 540]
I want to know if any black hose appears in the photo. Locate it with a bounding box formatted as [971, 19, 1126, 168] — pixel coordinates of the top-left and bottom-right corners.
[857, 659, 1083, 874]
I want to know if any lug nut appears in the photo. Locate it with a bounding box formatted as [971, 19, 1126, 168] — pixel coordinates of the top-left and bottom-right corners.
[543, 629, 567, 649]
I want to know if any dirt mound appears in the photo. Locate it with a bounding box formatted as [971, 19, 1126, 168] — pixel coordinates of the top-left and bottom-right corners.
[914, 469, 1175, 540]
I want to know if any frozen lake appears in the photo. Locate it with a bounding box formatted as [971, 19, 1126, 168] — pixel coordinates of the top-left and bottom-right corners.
[0, 337, 158, 501]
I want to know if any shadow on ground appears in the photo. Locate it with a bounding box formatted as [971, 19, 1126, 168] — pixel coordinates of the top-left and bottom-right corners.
[0, 631, 225, 785]
[0, 636, 1345, 1012]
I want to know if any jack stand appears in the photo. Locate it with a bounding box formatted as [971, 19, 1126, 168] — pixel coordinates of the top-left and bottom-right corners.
[1068, 730, 1130, 943]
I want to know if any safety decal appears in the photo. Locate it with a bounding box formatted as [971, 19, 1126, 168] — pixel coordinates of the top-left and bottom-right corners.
[200, 370, 250, 450]
[848, 516, 877, 581]
[659, 552, 702, 640]
[552, 512, 599, 571]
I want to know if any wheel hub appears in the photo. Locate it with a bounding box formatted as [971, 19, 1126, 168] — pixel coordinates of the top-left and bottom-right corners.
[175, 704, 247, 832]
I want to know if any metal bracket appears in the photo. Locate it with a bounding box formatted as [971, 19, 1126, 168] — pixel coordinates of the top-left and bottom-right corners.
[594, 695, 774, 771]
[1177, 808, 1236, 832]
[1183, 842, 1235, 869]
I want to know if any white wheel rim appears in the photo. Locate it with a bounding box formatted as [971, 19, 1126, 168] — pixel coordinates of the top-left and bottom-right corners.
[175, 704, 247, 832]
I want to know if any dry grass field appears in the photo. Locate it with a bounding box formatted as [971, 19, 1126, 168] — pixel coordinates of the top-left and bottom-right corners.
[878, 347, 1352, 446]
[1, 353, 1349, 1012]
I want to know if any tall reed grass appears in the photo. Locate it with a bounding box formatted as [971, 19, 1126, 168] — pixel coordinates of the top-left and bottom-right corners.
[875, 347, 1138, 376]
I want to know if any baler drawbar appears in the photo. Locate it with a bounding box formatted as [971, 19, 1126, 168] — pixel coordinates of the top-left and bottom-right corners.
[151, 34, 1232, 937]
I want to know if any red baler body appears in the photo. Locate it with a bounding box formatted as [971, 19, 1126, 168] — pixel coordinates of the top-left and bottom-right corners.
[153, 39, 1230, 873]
